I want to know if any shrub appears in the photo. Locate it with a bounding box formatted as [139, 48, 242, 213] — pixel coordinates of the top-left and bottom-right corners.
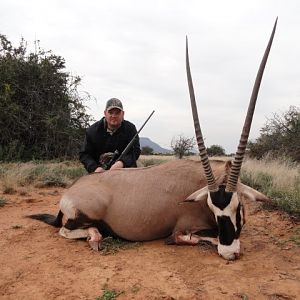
[248, 106, 300, 162]
[0, 197, 8, 207]
[0, 34, 93, 161]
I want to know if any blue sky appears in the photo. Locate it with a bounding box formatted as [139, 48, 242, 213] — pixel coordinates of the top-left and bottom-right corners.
[1, 0, 299, 152]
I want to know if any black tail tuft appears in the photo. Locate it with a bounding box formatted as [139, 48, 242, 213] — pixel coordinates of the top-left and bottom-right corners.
[27, 210, 63, 227]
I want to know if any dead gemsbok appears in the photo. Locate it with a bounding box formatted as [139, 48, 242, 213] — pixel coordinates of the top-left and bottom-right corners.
[29, 19, 277, 260]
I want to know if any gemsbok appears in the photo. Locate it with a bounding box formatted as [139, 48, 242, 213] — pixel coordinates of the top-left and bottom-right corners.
[29, 19, 277, 260]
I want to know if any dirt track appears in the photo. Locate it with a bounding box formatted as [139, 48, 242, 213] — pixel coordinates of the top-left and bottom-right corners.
[0, 187, 299, 299]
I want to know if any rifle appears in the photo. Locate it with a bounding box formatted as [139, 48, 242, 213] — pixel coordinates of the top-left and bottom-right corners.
[103, 110, 155, 170]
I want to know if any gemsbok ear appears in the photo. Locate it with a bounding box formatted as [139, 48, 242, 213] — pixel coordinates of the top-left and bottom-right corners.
[224, 160, 232, 172]
[238, 183, 271, 202]
[182, 186, 208, 203]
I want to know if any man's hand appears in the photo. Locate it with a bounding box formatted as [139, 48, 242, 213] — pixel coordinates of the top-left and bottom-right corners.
[110, 161, 124, 170]
[94, 167, 106, 173]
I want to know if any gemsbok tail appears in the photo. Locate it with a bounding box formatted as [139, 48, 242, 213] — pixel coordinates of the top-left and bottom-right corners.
[27, 210, 63, 228]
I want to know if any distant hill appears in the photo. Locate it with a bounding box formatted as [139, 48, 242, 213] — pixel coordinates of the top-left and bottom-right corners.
[140, 137, 172, 154]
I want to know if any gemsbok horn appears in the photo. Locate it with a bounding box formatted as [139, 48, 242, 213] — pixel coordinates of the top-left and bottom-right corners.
[186, 18, 278, 193]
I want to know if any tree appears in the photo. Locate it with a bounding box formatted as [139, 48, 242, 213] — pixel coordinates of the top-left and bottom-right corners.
[207, 144, 226, 156]
[0, 34, 93, 161]
[248, 106, 300, 161]
[141, 146, 154, 155]
[171, 135, 195, 159]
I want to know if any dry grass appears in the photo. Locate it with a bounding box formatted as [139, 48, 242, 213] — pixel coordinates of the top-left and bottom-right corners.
[241, 157, 300, 217]
[139, 155, 175, 161]
[0, 161, 86, 192]
[138, 155, 174, 167]
[138, 154, 230, 165]
[242, 158, 299, 191]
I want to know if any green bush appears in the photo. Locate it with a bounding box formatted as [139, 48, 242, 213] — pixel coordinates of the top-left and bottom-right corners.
[0, 197, 8, 207]
[0, 34, 93, 161]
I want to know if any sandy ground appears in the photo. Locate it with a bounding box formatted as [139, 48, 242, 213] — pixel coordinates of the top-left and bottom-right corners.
[0, 187, 299, 300]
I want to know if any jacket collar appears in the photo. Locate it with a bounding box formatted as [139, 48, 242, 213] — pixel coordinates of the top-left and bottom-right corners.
[102, 117, 124, 135]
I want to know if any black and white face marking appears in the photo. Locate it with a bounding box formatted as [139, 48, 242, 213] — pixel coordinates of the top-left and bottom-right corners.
[207, 185, 244, 260]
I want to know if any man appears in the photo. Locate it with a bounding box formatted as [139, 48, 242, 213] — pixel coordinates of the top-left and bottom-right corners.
[79, 98, 141, 173]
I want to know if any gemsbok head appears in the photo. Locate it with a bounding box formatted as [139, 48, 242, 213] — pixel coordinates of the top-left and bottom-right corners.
[185, 18, 277, 259]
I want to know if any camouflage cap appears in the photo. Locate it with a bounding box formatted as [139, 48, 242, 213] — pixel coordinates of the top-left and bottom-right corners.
[105, 98, 123, 111]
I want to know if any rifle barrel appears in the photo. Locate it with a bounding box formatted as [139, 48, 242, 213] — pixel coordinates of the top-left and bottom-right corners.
[118, 110, 155, 162]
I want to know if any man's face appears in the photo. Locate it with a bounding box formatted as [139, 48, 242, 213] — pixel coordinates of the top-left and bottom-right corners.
[104, 108, 124, 129]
